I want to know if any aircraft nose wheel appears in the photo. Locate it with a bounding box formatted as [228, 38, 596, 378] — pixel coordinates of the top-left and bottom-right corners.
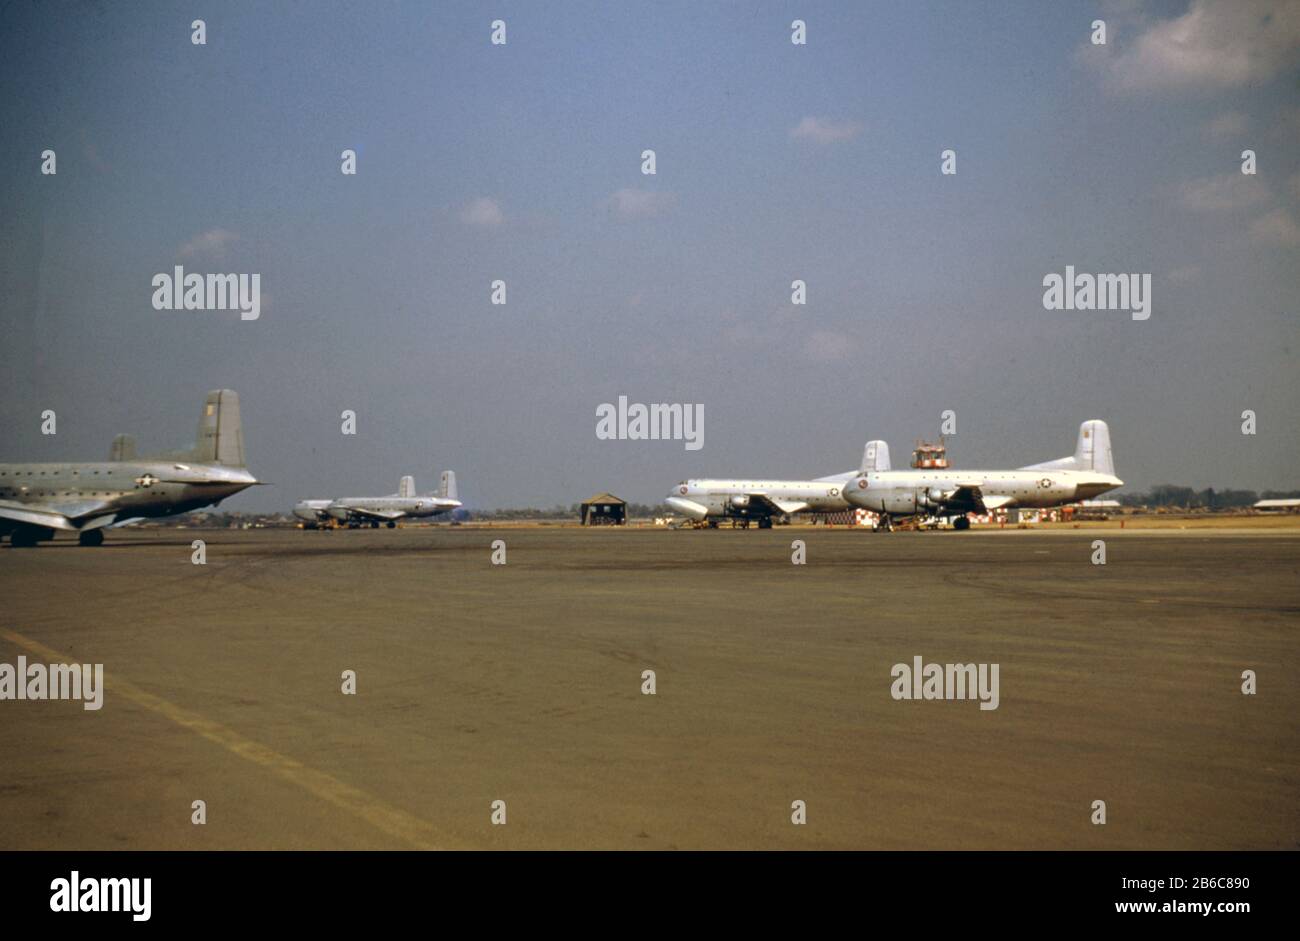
[78, 530, 105, 547]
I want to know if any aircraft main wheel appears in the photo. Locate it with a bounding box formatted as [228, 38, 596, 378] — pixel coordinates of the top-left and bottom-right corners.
[78, 529, 105, 547]
[10, 530, 38, 548]
[386, 521, 396, 529]
[953, 517, 971, 531]
[758, 518, 772, 529]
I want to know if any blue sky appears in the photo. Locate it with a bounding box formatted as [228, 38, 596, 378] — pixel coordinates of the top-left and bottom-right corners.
[2, 1, 1297, 509]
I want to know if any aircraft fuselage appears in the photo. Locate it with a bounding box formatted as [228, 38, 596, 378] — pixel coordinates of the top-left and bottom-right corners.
[666, 476, 855, 521]
[0, 460, 258, 532]
[843, 468, 1122, 516]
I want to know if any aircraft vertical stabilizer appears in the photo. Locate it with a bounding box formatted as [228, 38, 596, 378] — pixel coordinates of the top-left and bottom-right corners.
[1021, 419, 1115, 476]
[1075, 419, 1114, 476]
[110, 434, 136, 462]
[190, 390, 246, 467]
[861, 439, 891, 473]
[439, 471, 457, 501]
[399, 476, 415, 498]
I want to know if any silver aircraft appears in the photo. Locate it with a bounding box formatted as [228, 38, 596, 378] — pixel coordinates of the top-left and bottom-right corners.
[842, 419, 1122, 530]
[664, 440, 891, 528]
[0, 389, 260, 547]
[294, 472, 461, 529]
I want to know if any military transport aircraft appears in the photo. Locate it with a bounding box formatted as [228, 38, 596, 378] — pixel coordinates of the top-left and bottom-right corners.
[664, 440, 891, 528]
[0, 389, 260, 547]
[842, 420, 1122, 530]
[293, 472, 461, 528]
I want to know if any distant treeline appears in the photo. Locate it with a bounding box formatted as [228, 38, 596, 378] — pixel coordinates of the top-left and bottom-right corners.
[1118, 486, 1300, 508]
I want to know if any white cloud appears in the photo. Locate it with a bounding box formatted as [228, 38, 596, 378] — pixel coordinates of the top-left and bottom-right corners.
[790, 116, 863, 145]
[459, 197, 504, 227]
[178, 228, 238, 258]
[1095, 0, 1300, 93]
[605, 188, 676, 220]
[1250, 208, 1300, 246]
[1174, 174, 1268, 212]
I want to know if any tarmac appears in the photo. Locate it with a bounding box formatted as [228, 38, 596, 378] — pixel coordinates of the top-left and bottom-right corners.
[1, 526, 1296, 849]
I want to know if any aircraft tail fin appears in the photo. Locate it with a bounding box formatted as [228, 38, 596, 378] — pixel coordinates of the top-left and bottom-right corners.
[110, 434, 136, 462]
[190, 389, 247, 467]
[1021, 420, 1114, 476]
[399, 475, 415, 498]
[439, 470, 458, 501]
[861, 440, 891, 473]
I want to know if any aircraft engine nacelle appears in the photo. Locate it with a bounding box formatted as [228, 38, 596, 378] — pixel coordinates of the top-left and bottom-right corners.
[729, 494, 751, 508]
[918, 487, 948, 508]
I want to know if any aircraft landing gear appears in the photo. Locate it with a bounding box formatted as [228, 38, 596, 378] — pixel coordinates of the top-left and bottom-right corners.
[874, 516, 894, 533]
[10, 529, 38, 547]
[386, 521, 396, 529]
[78, 529, 105, 547]
[952, 516, 971, 531]
[757, 517, 773, 529]
[370, 521, 379, 529]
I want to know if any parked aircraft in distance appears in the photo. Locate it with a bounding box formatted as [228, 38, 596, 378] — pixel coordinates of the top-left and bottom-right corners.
[294, 472, 461, 528]
[0, 389, 260, 547]
[664, 440, 891, 528]
[842, 420, 1122, 530]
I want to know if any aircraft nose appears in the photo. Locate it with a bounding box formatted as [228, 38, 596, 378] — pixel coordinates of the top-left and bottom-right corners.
[842, 475, 870, 506]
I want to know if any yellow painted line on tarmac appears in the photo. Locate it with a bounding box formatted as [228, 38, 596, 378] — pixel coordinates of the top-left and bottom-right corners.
[0, 628, 458, 850]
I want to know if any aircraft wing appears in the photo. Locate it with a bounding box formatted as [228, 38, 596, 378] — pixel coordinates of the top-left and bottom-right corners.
[340, 506, 405, 522]
[742, 493, 808, 516]
[943, 484, 1015, 514]
[770, 499, 809, 514]
[0, 499, 115, 531]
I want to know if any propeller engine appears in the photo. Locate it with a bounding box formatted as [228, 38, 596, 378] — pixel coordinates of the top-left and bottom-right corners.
[918, 486, 948, 508]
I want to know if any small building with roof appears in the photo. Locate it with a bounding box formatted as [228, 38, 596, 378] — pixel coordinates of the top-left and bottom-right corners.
[581, 492, 627, 525]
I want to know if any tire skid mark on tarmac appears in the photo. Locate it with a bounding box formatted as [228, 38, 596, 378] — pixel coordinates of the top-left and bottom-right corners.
[0, 628, 463, 850]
